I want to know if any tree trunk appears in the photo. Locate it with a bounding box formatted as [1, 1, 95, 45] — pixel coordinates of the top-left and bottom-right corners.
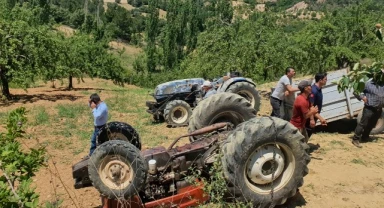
[68, 75, 73, 90]
[0, 66, 11, 99]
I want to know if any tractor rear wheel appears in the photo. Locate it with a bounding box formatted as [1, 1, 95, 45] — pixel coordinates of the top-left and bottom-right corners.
[97, 122, 141, 150]
[222, 117, 310, 207]
[188, 93, 256, 141]
[357, 109, 384, 135]
[226, 82, 261, 112]
[89, 140, 147, 199]
[164, 100, 193, 127]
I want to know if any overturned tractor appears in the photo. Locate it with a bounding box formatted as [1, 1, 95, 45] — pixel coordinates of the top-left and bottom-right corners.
[73, 93, 310, 207]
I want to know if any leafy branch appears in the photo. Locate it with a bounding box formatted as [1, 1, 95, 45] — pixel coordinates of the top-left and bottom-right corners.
[335, 62, 384, 94]
[0, 107, 46, 208]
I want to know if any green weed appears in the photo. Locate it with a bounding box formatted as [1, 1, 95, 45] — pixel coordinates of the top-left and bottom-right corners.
[306, 183, 315, 190]
[0, 112, 8, 124]
[351, 158, 366, 166]
[56, 104, 86, 119]
[33, 107, 50, 125]
[329, 140, 345, 147]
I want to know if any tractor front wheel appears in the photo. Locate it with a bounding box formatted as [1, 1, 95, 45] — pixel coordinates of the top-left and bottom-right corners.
[97, 122, 141, 150]
[164, 100, 193, 127]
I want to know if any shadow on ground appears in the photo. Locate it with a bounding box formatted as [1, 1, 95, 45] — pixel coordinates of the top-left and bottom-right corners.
[313, 118, 357, 134]
[276, 190, 307, 208]
[0, 93, 83, 107]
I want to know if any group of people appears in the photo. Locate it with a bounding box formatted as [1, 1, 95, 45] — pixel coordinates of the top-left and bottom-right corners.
[270, 67, 327, 143]
[270, 67, 384, 148]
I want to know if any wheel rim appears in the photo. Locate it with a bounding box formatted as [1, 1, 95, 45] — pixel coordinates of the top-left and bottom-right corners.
[209, 111, 245, 126]
[237, 90, 255, 108]
[171, 106, 189, 124]
[108, 132, 128, 141]
[244, 143, 295, 194]
[98, 155, 133, 190]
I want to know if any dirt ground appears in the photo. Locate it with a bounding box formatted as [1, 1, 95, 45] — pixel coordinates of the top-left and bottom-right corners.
[1, 79, 383, 208]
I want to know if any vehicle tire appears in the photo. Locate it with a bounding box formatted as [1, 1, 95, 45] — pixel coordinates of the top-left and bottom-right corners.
[164, 100, 193, 127]
[226, 82, 261, 112]
[221, 116, 310, 207]
[88, 140, 147, 199]
[188, 93, 256, 141]
[357, 109, 384, 135]
[97, 122, 141, 150]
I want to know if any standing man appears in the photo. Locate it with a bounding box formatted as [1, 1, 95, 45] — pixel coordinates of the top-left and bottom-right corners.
[88, 93, 108, 156]
[306, 73, 328, 138]
[290, 80, 318, 143]
[270, 67, 299, 119]
[352, 79, 384, 148]
[201, 80, 217, 99]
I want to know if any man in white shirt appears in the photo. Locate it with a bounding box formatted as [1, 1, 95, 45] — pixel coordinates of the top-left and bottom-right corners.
[201, 80, 217, 99]
[270, 67, 299, 119]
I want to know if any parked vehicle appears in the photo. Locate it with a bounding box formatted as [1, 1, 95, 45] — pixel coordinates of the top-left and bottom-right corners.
[146, 73, 261, 127]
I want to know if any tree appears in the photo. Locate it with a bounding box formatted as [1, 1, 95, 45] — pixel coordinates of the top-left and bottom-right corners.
[145, 0, 159, 72]
[0, 20, 51, 99]
[56, 33, 125, 89]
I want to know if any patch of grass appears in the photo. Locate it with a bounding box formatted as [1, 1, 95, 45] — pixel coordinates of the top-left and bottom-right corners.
[33, 107, 50, 125]
[0, 112, 8, 124]
[80, 91, 90, 95]
[376, 182, 384, 188]
[351, 158, 366, 166]
[56, 104, 87, 119]
[306, 183, 315, 190]
[77, 130, 91, 142]
[52, 139, 66, 150]
[329, 140, 345, 147]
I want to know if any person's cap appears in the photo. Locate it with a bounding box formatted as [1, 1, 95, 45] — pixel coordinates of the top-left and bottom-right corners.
[376, 23, 382, 28]
[201, 80, 212, 88]
[298, 80, 311, 91]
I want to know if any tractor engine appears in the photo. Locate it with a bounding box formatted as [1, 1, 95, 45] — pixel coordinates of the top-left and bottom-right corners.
[140, 137, 218, 202]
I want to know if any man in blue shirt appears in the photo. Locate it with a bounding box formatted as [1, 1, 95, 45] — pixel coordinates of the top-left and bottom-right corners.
[88, 93, 108, 156]
[306, 73, 328, 138]
[352, 79, 384, 148]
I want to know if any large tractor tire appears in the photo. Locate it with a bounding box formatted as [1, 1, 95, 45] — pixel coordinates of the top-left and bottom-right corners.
[188, 93, 256, 141]
[164, 100, 193, 127]
[221, 116, 310, 207]
[356, 109, 384, 135]
[97, 122, 141, 150]
[226, 82, 261, 112]
[88, 140, 147, 199]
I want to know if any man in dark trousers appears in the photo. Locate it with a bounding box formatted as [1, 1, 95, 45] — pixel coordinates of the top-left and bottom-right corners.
[290, 80, 318, 143]
[88, 93, 108, 156]
[352, 78, 384, 148]
[306, 73, 328, 138]
[270, 67, 299, 119]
